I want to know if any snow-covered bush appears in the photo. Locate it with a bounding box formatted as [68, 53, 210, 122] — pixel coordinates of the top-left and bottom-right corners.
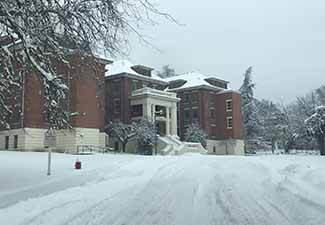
[184, 123, 207, 149]
[134, 118, 156, 155]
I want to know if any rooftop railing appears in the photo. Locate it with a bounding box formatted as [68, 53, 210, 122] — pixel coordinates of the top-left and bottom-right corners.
[132, 87, 177, 98]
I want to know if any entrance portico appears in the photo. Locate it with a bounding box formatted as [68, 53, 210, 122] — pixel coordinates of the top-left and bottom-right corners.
[130, 87, 180, 136]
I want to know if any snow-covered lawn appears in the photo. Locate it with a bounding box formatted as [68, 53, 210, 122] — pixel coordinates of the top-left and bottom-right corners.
[0, 151, 325, 225]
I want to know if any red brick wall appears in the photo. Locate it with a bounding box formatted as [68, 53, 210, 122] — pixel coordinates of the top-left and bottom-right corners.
[23, 72, 44, 128]
[21, 54, 106, 130]
[176, 88, 243, 141]
[67, 55, 106, 130]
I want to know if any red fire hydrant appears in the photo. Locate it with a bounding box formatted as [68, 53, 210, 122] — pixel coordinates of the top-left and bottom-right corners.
[75, 158, 82, 170]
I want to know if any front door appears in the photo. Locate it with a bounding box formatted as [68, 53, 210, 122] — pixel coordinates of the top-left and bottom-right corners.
[156, 121, 166, 136]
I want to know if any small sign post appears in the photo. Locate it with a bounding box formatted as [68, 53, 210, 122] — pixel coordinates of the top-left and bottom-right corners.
[44, 129, 57, 176]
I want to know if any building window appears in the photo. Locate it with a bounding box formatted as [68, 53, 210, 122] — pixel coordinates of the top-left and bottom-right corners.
[184, 109, 190, 122]
[14, 135, 18, 149]
[209, 92, 215, 104]
[131, 104, 143, 117]
[131, 80, 138, 91]
[227, 117, 233, 129]
[213, 146, 216, 153]
[132, 80, 142, 91]
[211, 125, 217, 137]
[114, 99, 120, 114]
[113, 80, 120, 95]
[183, 92, 190, 104]
[210, 107, 216, 118]
[192, 108, 199, 121]
[5, 136, 9, 149]
[226, 99, 232, 112]
[192, 92, 199, 103]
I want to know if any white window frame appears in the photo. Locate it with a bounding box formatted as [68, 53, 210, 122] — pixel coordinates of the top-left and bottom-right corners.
[226, 99, 232, 112]
[227, 117, 233, 129]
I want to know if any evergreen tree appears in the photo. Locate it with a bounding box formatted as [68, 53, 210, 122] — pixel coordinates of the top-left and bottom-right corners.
[184, 123, 207, 148]
[239, 67, 259, 151]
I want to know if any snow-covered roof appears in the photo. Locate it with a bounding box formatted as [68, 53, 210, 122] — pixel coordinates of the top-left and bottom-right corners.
[105, 60, 166, 82]
[164, 71, 229, 91]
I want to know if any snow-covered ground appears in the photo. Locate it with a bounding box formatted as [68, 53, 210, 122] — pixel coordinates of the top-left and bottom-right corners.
[0, 151, 325, 225]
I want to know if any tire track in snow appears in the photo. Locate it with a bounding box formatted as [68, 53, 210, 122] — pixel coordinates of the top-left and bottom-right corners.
[63, 157, 182, 225]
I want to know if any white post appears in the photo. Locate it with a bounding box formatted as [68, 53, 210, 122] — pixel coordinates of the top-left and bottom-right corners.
[47, 147, 51, 176]
[166, 106, 170, 136]
[171, 106, 178, 136]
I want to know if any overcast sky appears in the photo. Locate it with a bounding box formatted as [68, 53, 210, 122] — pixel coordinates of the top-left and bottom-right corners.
[127, 0, 325, 104]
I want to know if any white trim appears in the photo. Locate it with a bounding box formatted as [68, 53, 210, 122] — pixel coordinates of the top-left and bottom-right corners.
[226, 99, 233, 112]
[226, 117, 233, 129]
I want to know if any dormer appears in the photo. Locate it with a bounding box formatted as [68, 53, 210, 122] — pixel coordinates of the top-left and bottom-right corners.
[131, 65, 154, 77]
[204, 77, 229, 89]
[168, 79, 187, 89]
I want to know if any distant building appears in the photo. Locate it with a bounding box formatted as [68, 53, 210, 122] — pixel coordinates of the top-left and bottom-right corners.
[0, 53, 244, 154]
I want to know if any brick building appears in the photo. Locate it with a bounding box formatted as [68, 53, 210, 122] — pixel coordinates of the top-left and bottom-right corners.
[165, 72, 244, 154]
[0, 41, 111, 152]
[1, 54, 243, 154]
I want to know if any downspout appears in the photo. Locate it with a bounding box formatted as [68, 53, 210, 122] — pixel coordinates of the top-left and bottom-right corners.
[21, 71, 25, 129]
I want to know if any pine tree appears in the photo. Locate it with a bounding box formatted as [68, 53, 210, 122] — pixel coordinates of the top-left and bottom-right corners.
[239, 67, 259, 151]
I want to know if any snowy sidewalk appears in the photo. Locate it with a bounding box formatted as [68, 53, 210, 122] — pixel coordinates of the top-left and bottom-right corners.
[0, 151, 325, 225]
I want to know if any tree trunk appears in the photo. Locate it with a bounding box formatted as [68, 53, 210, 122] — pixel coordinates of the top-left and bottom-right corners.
[122, 142, 126, 153]
[320, 135, 325, 156]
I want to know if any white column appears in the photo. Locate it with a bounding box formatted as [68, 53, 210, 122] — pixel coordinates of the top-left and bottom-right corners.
[171, 105, 178, 136]
[143, 101, 151, 119]
[165, 106, 170, 136]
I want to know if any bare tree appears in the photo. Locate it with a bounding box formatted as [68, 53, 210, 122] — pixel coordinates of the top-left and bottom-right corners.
[105, 121, 136, 153]
[0, 0, 175, 129]
[305, 106, 325, 155]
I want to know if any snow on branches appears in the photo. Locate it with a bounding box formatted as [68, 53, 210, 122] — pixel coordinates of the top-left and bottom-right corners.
[184, 123, 207, 148]
[134, 117, 156, 154]
[305, 106, 325, 155]
[239, 67, 259, 144]
[0, 0, 175, 129]
[105, 121, 136, 153]
[305, 106, 325, 135]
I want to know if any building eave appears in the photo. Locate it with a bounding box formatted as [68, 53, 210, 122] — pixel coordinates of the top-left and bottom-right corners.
[105, 73, 168, 85]
[167, 85, 225, 92]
